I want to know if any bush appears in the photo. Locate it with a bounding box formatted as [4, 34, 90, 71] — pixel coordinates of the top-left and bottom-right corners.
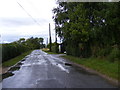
[47, 42, 59, 53]
[2, 44, 29, 62]
[97, 47, 111, 57]
[2, 37, 44, 63]
[107, 46, 120, 62]
[66, 45, 80, 57]
[66, 42, 91, 58]
[51, 44, 59, 53]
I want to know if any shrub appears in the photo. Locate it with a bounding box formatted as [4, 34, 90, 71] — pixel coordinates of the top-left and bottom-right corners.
[97, 47, 111, 57]
[66, 45, 80, 57]
[48, 42, 59, 53]
[108, 46, 120, 62]
[51, 43, 59, 53]
[2, 44, 29, 62]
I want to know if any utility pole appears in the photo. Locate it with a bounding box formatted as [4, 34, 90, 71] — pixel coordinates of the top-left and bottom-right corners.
[55, 24, 57, 53]
[49, 23, 52, 52]
[55, 25, 57, 43]
[46, 38, 48, 48]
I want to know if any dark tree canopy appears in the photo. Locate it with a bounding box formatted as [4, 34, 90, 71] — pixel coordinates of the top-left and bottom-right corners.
[53, 2, 120, 60]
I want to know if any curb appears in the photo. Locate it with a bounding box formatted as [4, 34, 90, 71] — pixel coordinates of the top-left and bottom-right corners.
[72, 62, 119, 87]
[2, 57, 27, 75]
[61, 56, 119, 87]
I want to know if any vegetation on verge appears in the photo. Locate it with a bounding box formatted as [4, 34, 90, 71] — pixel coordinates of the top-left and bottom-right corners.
[62, 55, 118, 79]
[52, 2, 120, 61]
[2, 50, 33, 67]
[42, 48, 59, 54]
[47, 42, 59, 53]
[52, 2, 119, 81]
[2, 37, 45, 63]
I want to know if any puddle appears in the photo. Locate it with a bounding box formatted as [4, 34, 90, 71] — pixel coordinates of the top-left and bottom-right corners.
[8, 66, 20, 72]
[8, 61, 23, 72]
[25, 55, 30, 58]
[2, 72, 14, 79]
[2, 66, 20, 80]
[2, 67, 20, 80]
[2, 61, 23, 80]
[64, 63, 72, 66]
[21, 58, 26, 61]
[18, 62, 23, 66]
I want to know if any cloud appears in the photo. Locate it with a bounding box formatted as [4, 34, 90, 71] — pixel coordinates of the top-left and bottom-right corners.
[0, 0, 58, 44]
[0, 20, 56, 43]
[1, 29, 55, 44]
[0, 17, 49, 27]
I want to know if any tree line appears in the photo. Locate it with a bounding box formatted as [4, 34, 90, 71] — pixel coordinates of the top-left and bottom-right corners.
[2, 37, 45, 62]
[53, 2, 120, 61]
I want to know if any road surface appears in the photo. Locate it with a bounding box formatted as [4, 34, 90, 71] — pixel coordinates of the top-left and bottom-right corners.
[2, 50, 116, 88]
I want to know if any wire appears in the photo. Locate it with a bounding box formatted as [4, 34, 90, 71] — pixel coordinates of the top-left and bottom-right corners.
[16, 1, 41, 26]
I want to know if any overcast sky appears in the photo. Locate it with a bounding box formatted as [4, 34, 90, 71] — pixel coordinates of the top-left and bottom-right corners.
[0, 0, 58, 44]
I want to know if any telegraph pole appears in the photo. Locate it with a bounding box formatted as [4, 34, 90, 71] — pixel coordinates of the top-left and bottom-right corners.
[55, 24, 58, 53]
[55, 24, 57, 43]
[46, 38, 48, 48]
[49, 23, 52, 52]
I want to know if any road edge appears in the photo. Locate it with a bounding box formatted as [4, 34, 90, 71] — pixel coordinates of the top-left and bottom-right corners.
[60, 55, 119, 87]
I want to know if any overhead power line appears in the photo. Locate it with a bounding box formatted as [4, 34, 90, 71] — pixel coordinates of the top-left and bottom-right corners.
[16, 1, 41, 25]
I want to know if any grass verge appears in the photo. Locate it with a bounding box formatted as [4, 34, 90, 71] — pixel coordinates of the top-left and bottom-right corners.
[62, 55, 118, 80]
[2, 50, 33, 67]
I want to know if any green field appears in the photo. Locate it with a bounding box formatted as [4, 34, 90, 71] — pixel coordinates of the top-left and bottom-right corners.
[3, 50, 33, 67]
[62, 55, 118, 80]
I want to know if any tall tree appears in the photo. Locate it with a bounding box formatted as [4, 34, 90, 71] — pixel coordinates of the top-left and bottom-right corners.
[53, 2, 120, 57]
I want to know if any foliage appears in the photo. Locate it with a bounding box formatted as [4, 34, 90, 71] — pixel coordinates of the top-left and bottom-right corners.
[2, 37, 44, 62]
[42, 48, 58, 54]
[53, 2, 120, 60]
[107, 46, 120, 62]
[47, 42, 59, 53]
[96, 47, 111, 57]
[62, 55, 118, 79]
[3, 50, 32, 67]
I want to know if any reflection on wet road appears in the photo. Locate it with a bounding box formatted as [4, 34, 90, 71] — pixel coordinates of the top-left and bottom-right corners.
[2, 50, 116, 88]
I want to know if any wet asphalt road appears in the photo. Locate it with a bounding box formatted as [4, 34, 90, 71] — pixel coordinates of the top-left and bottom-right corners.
[2, 50, 116, 88]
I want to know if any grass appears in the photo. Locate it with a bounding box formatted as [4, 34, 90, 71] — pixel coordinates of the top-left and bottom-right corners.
[62, 55, 118, 80]
[2, 50, 33, 67]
